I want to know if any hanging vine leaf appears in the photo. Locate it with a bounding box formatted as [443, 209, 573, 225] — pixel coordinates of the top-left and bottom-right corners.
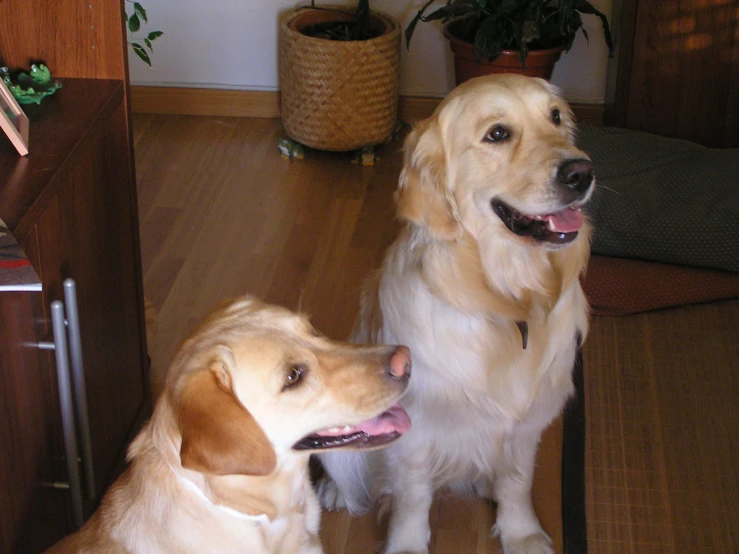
[133, 2, 148, 23]
[126, 2, 162, 66]
[131, 42, 151, 66]
[128, 13, 141, 33]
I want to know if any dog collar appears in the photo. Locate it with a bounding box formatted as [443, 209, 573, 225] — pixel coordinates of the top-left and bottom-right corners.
[516, 321, 528, 349]
[174, 467, 270, 523]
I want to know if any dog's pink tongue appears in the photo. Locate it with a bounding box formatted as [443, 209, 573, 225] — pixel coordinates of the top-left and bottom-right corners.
[543, 208, 583, 233]
[357, 403, 411, 436]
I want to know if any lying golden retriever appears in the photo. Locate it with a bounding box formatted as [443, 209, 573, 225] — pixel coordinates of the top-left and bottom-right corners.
[47, 296, 411, 554]
[318, 74, 593, 554]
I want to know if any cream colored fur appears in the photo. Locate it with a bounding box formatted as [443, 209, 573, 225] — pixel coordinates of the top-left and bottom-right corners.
[318, 75, 592, 554]
[47, 297, 409, 554]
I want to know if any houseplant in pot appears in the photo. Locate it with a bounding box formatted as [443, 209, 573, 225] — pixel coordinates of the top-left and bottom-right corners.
[406, 0, 613, 84]
[279, 0, 400, 164]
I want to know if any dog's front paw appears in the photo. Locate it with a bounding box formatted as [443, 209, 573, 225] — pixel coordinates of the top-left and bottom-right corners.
[315, 474, 348, 512]
[498, 531, 555, 554]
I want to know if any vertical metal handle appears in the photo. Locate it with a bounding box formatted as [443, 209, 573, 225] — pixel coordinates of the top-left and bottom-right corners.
[45, 301, 84, 528]
[63, 279, 96, 500]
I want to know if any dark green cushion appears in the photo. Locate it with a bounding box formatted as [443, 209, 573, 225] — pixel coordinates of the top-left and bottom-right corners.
[577, 125, 739, 273]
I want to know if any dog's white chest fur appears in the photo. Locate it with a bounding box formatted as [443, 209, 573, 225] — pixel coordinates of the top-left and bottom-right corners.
[375, 257, 583, 484]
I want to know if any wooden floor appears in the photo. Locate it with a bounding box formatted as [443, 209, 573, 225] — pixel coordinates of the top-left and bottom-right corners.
[133, 114, 738, 554]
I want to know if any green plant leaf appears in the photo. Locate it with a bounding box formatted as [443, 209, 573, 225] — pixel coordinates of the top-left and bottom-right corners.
[355, 0, 370, 40]
[405, 0, 437, 48]
[133, 2, 148, 24]
[131, 42, 151, 66]
[576, 0, 614, 53]
[474, 16, 503, 62]
[128, 13, 141, 33]
[145, 38, 152, 51]
[147, 30, 163, 41]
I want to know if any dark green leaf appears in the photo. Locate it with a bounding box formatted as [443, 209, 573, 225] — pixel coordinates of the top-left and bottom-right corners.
[422, 5, 459, 22]
[147, 31, 164, 41]
[144, 38, 152, 51]
[133, 2, 148, 24]
[131, 42, 151, 66]
[576, 0, 613, 53]
[474, 16, 503, 62]
[405, 0, 444, 48]
[355, 0, 370, 39]
[128, 13, 141, 33]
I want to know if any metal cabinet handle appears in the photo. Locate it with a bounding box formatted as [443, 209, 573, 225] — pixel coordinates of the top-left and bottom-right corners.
[63, 279, 96, 500]
[38, 301, 84, 528]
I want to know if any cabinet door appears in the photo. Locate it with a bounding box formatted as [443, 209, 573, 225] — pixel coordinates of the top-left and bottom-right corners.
[31, 103, 148, 510]
[0, 291, 68, 553]
[607, 0, 738, 147]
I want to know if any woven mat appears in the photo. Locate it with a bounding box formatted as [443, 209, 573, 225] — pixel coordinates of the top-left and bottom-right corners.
[584, 299, 739, 553]
[581, 255, 739, 316]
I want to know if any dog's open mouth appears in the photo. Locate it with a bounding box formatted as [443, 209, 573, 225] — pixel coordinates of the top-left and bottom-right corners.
[293, 402, 411, 451]
[491, 198, 584, 244]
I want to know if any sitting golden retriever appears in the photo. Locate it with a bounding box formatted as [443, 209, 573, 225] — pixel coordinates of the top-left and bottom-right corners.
[318, 74, 593, 554]
[47, 297, 411, 554]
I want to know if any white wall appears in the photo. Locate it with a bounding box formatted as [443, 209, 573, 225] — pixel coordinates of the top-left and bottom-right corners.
[128, 0, 613, 103]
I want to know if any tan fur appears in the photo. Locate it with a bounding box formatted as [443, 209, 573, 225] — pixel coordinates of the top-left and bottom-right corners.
[177, 361, 277, 476]
[47, 297, 409, 554]
[318, 75, 593, 554]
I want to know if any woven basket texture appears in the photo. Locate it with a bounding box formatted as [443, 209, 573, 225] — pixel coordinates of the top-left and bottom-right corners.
[279, 9, 400, 151]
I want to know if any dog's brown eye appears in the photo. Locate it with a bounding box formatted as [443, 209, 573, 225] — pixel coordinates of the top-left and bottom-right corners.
[284, 364, 305, 389]
[552, 108, 561, 126]
[485, 126, 509, 143]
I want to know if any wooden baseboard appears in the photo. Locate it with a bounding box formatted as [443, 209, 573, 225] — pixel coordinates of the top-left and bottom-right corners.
[130, 86, 603, 124]
[130, 86, 281, 118]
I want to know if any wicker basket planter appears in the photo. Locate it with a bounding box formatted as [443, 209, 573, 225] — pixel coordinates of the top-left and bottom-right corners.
[279, 8, 400, 152]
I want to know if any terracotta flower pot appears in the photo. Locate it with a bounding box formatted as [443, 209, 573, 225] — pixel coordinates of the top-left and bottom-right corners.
[443, 22, 564, 85]
[279, 8, 400, 151]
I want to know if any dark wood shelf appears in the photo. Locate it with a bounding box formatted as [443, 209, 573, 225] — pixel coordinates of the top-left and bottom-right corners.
[0, 79, 124, 238]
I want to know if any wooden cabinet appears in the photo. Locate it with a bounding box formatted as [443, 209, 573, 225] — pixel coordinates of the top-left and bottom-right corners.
[0, 293, 68, 553]
[0, 78, 150, 553]
[0, 0, 149, 548]
[605, 0, 738, 147]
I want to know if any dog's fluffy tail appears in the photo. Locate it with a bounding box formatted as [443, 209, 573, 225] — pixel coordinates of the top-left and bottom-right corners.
[317, 450, 373, 516]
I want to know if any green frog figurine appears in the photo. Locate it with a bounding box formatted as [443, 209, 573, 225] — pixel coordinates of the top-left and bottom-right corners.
[277, 137, 305, 160]
[1, 64, 62, 105]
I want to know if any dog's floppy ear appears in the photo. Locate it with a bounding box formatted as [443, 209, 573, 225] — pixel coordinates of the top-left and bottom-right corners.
[395, 118, 459, 240]
[176, 347, 277, 476]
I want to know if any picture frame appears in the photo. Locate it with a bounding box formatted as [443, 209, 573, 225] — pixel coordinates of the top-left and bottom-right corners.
[0, 78, 29, 156]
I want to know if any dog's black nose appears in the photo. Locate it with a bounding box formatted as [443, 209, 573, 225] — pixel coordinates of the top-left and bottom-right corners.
[556, 159, 594, 197]
[387, 346, 411, 381]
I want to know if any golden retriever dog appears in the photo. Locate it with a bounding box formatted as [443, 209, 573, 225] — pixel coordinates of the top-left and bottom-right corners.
[47, 296, 411, 554]
[317, 74, 593, 554]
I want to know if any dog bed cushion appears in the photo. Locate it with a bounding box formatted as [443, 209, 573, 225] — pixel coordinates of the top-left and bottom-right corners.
[576, 125, 739, 273]
[582, 255, 739, 316]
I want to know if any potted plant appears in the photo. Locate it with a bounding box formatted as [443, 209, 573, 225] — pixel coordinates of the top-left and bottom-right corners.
[279, 1, 400, 163]
[406, 0, 613, 84]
